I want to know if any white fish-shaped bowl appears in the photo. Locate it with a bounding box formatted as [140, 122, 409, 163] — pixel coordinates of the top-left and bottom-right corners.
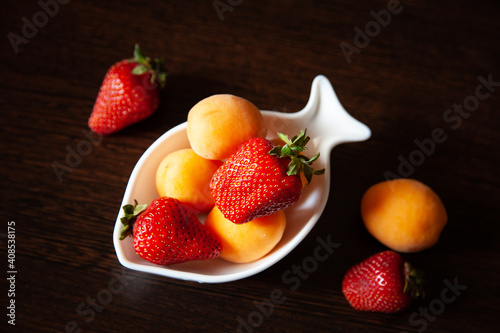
[113, 75, 371, 283]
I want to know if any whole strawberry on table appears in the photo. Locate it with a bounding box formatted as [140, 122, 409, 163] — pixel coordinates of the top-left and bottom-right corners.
[342, 250, 425, 313]
[88, 44, 168, 135]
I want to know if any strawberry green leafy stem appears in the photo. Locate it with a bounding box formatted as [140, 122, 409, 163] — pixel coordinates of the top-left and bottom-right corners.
[403, 262, 426, 300]
[129, 44, 169, 88]
[268, 129, 325, 184]
[119, 199, 147, 240]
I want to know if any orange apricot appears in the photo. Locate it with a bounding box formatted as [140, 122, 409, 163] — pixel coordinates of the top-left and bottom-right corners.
[187, 94, 266, 160]
[204, 206, 286, 263]
[155, 149, 222, 214]
[361, 178, 447, 253]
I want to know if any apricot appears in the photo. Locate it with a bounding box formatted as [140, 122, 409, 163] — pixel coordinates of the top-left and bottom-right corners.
[187, 94, 266, 160]
[155, 149, 222, 214]
[361, 178, 447, 253]
[204, 206, 286, 263]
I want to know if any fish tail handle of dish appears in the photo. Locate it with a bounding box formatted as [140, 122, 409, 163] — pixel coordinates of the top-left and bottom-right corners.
[264, 75, 371, 156]
[306, 75, 371, 148]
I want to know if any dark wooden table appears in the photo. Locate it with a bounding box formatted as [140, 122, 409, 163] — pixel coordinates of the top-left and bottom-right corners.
[1, 1, 499, 332]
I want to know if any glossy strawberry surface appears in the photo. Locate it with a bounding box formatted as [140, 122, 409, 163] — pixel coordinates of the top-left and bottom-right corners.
[342, 250, 412, 313]
[132, 197, 221, 265]
[88, 59, 160, 135]
[210, 137, 303, 224]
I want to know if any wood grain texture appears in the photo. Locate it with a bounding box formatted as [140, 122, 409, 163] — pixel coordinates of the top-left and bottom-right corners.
[1, 0, 499, 332]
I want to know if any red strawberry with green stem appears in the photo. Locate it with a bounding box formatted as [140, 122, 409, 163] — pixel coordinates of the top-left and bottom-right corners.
[342, 250, 425, 313]
[88, 44, 168, 135]
[209, 129, 324, 224]
[120, 197, 221, 265]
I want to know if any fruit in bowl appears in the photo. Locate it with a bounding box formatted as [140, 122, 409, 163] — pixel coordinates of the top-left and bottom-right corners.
[210, 130, 324, 224]
[120, 94, 324, 268]
[119, 89, 324, 265]
[113, 75, 372, 283]
[121, 130, 322, 266]
[187, 94, 267, 160]
[155, 148, 222, 214]
[120, 197, 221, 265]
[205, 207, 287, 263]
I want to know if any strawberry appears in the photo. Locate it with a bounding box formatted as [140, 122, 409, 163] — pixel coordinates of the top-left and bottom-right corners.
[342, 250, 424, 313]
[209, 129, 324, 224]
[88, 44, 168, 135]
[120, 197, 221, 265]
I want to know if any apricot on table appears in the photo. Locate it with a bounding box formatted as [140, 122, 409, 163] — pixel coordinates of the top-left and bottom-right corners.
[204, 206, 286, 263]
[361, 178, 447, 253]
[155, 148, 222, 214]
[187, 94, 266, 160]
